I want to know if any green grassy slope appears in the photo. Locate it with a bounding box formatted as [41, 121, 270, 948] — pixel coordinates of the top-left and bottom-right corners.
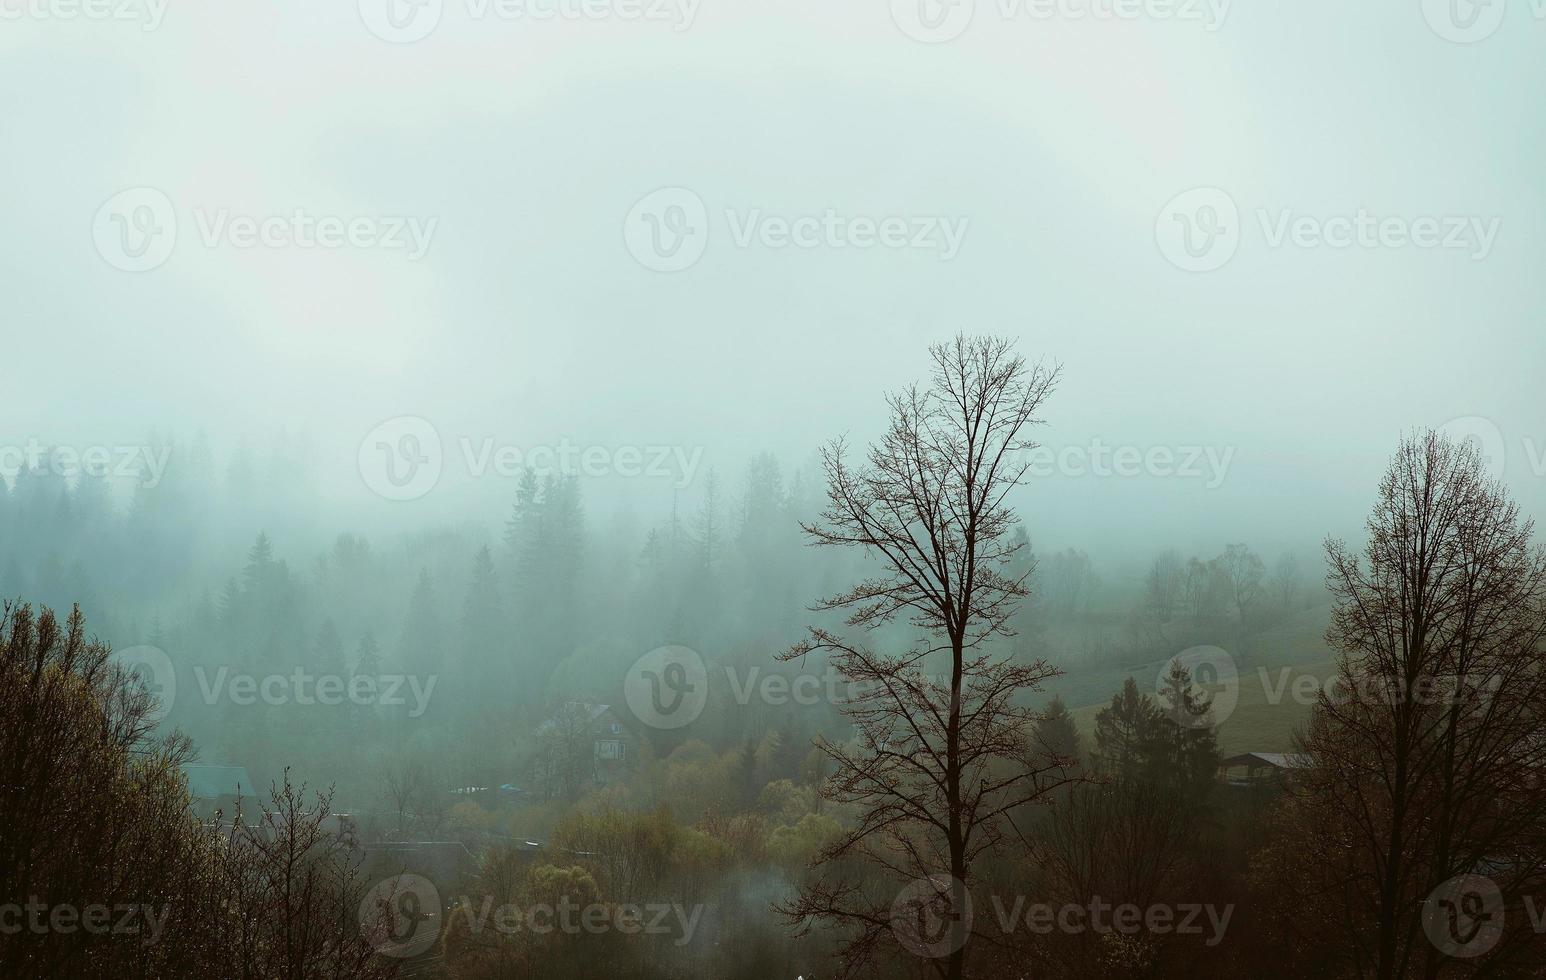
[1057, 604, 1341, 756]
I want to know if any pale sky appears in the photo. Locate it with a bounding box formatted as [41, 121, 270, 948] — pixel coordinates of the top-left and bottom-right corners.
[4, 0, 1544, 564]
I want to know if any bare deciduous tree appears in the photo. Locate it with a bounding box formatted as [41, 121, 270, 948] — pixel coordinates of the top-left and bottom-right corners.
[1218, 542, 1265, 623]
[1143, 549, 1185, 623]
[205, 773, 399, 980]
[530, 701, 598, 802]
[381, 757, 430, 839]
[776, 335, 1077, 980]
[1253, 431, 1546, 978]
[1271, 551, 1301, 614]
[0, 601, 397, 980]
[1042, 548, 1100, 618]
[1180, 556, 1225, 624]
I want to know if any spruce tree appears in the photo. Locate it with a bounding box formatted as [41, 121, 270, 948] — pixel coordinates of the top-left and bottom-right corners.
[1092, 676, 1160, 783]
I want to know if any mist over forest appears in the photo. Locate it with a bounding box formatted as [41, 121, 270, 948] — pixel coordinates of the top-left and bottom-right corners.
[0, 412, 1324, 789]
[6, 4, 1546, 979]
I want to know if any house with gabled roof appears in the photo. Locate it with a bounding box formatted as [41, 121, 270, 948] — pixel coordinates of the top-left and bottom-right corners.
[1218, 752, 1314, 787]
[530, 702, 638, 797]
[181, 763, 257, 819]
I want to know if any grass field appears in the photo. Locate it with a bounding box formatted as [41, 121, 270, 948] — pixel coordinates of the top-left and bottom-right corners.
[1068, 658, 1335, 756]
[1055, 604, 1341, 756]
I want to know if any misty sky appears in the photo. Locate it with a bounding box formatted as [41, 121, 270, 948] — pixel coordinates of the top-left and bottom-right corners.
[5, 0, 1544, 568]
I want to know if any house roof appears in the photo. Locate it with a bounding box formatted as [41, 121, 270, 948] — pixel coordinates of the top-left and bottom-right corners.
[182, 763, 255, 799]
[1219, 752, 1314, 770]
[535, 702, 613, 735]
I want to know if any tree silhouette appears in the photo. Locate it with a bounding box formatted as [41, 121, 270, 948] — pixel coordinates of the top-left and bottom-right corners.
[777, 335, 1075, 980]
